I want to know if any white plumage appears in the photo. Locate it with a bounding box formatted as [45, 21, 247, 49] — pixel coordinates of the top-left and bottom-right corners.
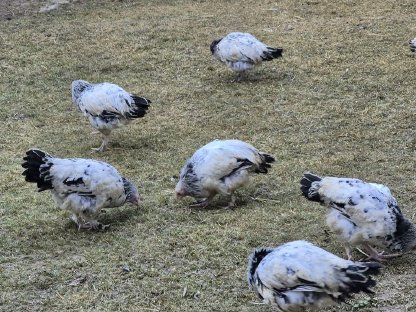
[71, 80, 151, 152]
[22, 149, 140, 230]
[300, 172, 416, 260]
[248, 240, 381, 311]
[175, 139, 275, 207]
[409, 38, 416, 52]
[210, 32, 283, 81]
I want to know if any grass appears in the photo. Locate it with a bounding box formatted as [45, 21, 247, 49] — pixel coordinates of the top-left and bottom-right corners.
[0, 0, 416, 311]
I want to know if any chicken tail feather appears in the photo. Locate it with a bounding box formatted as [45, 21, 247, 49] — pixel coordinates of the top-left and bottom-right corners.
[300, 172, 322, 202]
[22, 149, 54, 192]
[126, 95, 151, 119]
[256, 153, 275, 174]
[262, 47, 283, 61]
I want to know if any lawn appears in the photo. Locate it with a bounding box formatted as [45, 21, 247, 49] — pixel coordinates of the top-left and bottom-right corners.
[0, 0, 415, 311]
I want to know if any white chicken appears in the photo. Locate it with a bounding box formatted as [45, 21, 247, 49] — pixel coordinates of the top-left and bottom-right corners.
[210, 32, 283, 81]
[409, 38, 416, 52]
[175, 139, 275, 207]
[71, 80, 151, 152]
[300, 172, 416, 261]
[22, 149, 140, 230]
[248, 240, 381, 311]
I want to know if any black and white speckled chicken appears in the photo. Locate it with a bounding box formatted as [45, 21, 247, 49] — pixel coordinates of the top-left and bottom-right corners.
[300, 172, 416, 261]
[71, 80, 151, 152]
[409, 38, 416, 52]
[248, 240, 381, 311]
[175, 139, 275, 207]
[210, 32, 283, 81]
[22, 149, 140, 230]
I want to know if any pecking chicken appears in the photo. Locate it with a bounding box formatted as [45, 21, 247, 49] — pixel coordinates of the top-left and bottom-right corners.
[175, 139, 275, 207]
[22, 149, 140, 230]
[210, 32, 283, 81]
[300, 172, 416, 261]
[248, 240, 381, 311]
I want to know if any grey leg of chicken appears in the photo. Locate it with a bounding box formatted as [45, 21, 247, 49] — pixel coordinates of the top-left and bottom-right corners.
[345, 245, 353, 260]
[359, 244, 402, 261]
[225, 194, 237, 209]
[80, 220, 110, 231]
[189, 195, 217, 208]
[189, 198, 211, 208]
[71, 214, 85, 230]
[70, 214, 108, 231]
[92, 135, 110, 153]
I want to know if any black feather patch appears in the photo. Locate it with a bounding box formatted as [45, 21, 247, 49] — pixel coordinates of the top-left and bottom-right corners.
[255, 153, 275, 174]
[300, 172, 322, 202]
[336, 262, 381, 301]
[63, 177, 84, 187]
[22, 149, 54, 192]
[98, 110, 120, 123]
[392, 206, 412, 239]
[125, 95, 151, 119]
[248, 248, 273, 287]
[210, 38, 222, 54]
[262, 153, 275, 163]
[220, 158, 253, 181]
[261, 47, 283, 61]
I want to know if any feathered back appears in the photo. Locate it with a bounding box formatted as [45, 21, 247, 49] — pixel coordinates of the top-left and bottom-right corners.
[189, 139, 275, 178]
[212, 32, 283, 65]
[71, 80, 151, 120]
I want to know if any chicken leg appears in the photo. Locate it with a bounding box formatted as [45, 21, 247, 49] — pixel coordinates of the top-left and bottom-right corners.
[92, 135, 110, 153]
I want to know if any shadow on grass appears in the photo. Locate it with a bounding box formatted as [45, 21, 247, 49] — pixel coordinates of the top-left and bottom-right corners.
[185, 197, 251, 212]
[62, 205, 144, 233]
[205, 68, 290, 84]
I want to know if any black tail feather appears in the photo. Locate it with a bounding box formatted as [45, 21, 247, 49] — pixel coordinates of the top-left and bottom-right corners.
[247, 248, 273, 288]
[127, 95, 151, 119]
[262, 47, 283, 61]
[337, 262, 381, 301]
[22, 149, 53, 192]
[262, 153, 275, 163]
[300, 172, 322, 202]
[256, 153, 275, 174]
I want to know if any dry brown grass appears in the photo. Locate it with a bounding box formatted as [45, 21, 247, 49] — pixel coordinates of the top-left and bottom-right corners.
[1, 0, 415, 311]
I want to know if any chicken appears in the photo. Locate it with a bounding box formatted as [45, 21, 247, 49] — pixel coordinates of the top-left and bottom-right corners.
[175, 139, 275, 207]
[409, 38, 416, 52]
[248, 240, 381, 311]
[71, 80, 151, 152]
[22, 149, 140, 230]
[300, 172, 416, 261]
[210, 32, 283, 81]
